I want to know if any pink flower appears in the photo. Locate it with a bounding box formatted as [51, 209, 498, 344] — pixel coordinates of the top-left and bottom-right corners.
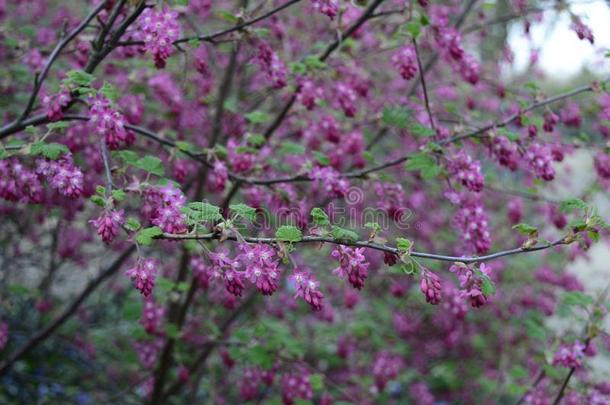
[89, 94, 130, 150]
[331, 246, 369, 290]
[208, 160, 228, 192]
[290, 271, 324, 311]
[238, 244, 281, 296]
[420, 269, 442, 305]
[524, 143, 555, 181]
[297, 79, 323, 110]
[90, 209, 125, 244]
[571, 18, 594, 44]
[281, 368, 313, 405]
[42, 87, 71, 121]
[255, 41, 287, 89]
[310, 166, 349, 198]
[36, 154, 84, 198]
[310, 0, 339, 19]
[392, 46, 418, 80]
[448, 151, 485, 192]
[594, 152, 610, 179]
[135, 6, 181, 68]
[372, 351, 403, 391]
[142, 183, 187, 234]
[140, 298, 165, 335]
[490, 136, 519, 171]
[451, 194, 492, 254]
[126, 258, 158, 297]
[553, 341, 586, 368]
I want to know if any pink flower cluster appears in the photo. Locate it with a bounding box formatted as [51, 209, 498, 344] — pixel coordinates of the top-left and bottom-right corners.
[594, 152, 610, 179]
[571, 18, 594, 44]
[190, 257, 211, 289]
[90, 209, 125, 244]
[335, 82, 357, 117]
[290, 271, 324, 311]
[208, 160, 228, 192]
[450, 262, 491, 308]
[255, 41, 287, 89]
[331, 246, 369, 290]
[420, 269, 442, 305]
[451, 195, 491, 254]
[143, 183, 187, 234]
[141, 298, 165, 335]
[208, 249, 246, 297]
[89, 94, 131, 150]
[281, 369, 313, 405]
[239, 367, 274, 400]
[297, 79, 323, 110]
[524, 143, 555, 181]
[553, 340, 586, 368]
[392, 46, 418, 80]
[448, 151, 485, 192]
[126, 258, 158, 297]
[36, 155, 84, 198]
[0, 158, 44, 203]
[310, 166, 349, 198]
[372, 351, 403, 391]
[310, 0, 339, 20]
[42, 87, 71, 121]
[490, 135, 519, 171]
[136, 6, 181, 68]
[238, 244, 282, 296]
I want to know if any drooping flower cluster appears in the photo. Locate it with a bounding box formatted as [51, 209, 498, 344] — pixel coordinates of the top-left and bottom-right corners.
[448, 151, 485, 192]
[42, 87, 71, 121]
[310, 166, 349, 198]
[420, 269, 442, 305]
[335, 82, 358, 117]
[372, 351, 404, 391]
[135, 6, 181, 68]
[208, 249, 246, 297]
[543, 111, 559, 132]
[524, 143, 555, 181]
[297, 79, 323, 110]
[126, 258, 158, 297]
[255, 41, 287, 89]
[190, 257, 211, 289]
[392, 46, 418, 80]
[0, 158, 44, 203]
[142, 183, 187, 234]
[90, 209, 125, 244]
[310, 0, 338, 19]
[553, 341, 586, 368]
[451, 194, 492, 254]
[290, 271, 324, 311]
[239, 367, 274, 401]
[0, 321, 7, 351]
[331, 246, 369, 290]
[490, 135, 519, 171]
[208, 160, 228, 192]
[594, 151, 610, 179]
[281, 369, 313, 405]
[35, 155, 84, 198]
[89, 94, 130, 150]
[238, 244, 282, 296]
[571, 18, 594, 44]
[140, 298, 165, 335]
[449, 262, 491, 308]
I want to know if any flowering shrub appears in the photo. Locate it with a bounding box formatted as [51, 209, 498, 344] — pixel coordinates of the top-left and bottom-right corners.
[0, 1, 609, 404]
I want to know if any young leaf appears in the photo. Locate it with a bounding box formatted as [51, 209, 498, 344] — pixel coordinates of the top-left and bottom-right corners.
[245, 111, 271, 124]
[512, 223, 538, 236]
[310, 207, 330, 226]
[396, 237, 413, 252]
[229, 203, 257, 222]
[331, 226, 358, 241]
[100, 81, 119, 102]
[382, 105, 410, 129]
[65, 70, 95, 87]
[134, 155, 165, 176]
[30, 141, 69, 160]
[136, 226, 163, 246]
[112, 189, 126, 202]
[183, 202, 223, 223]
[275, 225, 303, 243]
[559, 198, 587, 213]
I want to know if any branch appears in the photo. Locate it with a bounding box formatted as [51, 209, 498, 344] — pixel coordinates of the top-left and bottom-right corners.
[0, 246, 136, 377]
[413, 38, 435, 132]
[156, 232, 572, 264]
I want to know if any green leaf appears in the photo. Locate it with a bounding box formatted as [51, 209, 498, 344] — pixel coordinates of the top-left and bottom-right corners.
[183, 202, 223, 223]
[561, 291, 594, 307]
[406, 21, 421, 38]
[396, 237, 413, 252]
[559, 198, 587, 213]
[479, 273, 496, 296]
[134, 155, 165, 176]
[245, 111, 271, 124]
[310, 374, 324, 391]
[512, 223, 538, 236]
[136, 226, 163, 246]
[397, 261, 417, 275]
[278, 141, 306, 155]
[90, 195, 105, 207]
[410, 123, 436, 137]
[165, 324, 180, 339]
[65, 70, 95, 87]
[188, 38, 200, 48]
[114, 150, 139, 164]
[125, 217, 141, 231]
[405, 152, 436, 171]
[112, 189, 126, 202]
[313, 151, 330, 166]
[331, 226, 358, 241]
[30, 141, 69, 160]
[229, 203, 257, 222]
[246, 134, 266, 147]
[382, 105, 410, 129]
[96, 185, 106, 195]
[303, 55, 327, 70]
[310, 207, 330, 226]
[47, 121, 70, 131]
[216, 9, 239, 23]
[275, 225, 303, 243]
[100, 81, 119, 102]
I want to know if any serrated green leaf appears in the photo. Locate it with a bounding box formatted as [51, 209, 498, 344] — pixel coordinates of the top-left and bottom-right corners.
[279, 141, 306, 155]
[512, 223, 538, 236]
[245, 111, 271, 124]
[30, 141, 69, 160]
[229, 203, 256, 222]
[134, 155, 165, 176]
[136, 226, 163, 245]
[125, 217, 141, 231]
[382, 105, 410, 129]
[100, 81, 119, 102]
[310, 207, 329, 226]
[112, 189, 126, 201]
[559, 198, 587, 213]
[184, 202, 223, 223]
[310, 374, 324, 391]
[90, 195, 105, 207]
[561, 291, 594, 307]
[47, 121, 70, 131]
[275, 225, 302, 242]
[410, 123, 436, 137]
[331, 226, 358, 241]
[65, 70, 95, 87]
[396, 237, 412, 252]
[114, 150, 139, 164]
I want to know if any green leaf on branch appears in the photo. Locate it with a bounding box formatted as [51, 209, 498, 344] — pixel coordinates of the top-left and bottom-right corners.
[405, 152, 442, 179]
[382, 105, 410, 129]
[65, 70, 95, 87]
[278, 141, 306, 155]
[310, 207, 330, 226]
[46, 121, 70, 131]
[396, 237, 413, 253]
[183, 202, 223, 224]
[512, 223, 538, 236]
[30, 141, 69, 160]
[245, 111, 271, 124]
[310, 374, 324, 391]
[125, 217, 141, 231]
[134, 155, 165, 176]
[229, 203, 257, 222]
[409, 123, 436, 137]
[331, 226, 358, 241]
[561, 291, 594, 307]
[112, 189, 126, 202]
[275, 225, 302, 243]
[114, 150, 139, 164]
[406, 21, 421, 38]
[100, 81, 119, 102]
[136, 226, 162, 246]
[559, 198, 587, 213]
[90, 195, 105, 207]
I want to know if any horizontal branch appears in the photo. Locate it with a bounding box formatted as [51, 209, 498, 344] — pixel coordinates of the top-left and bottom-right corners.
[157, 231, 571, 264]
